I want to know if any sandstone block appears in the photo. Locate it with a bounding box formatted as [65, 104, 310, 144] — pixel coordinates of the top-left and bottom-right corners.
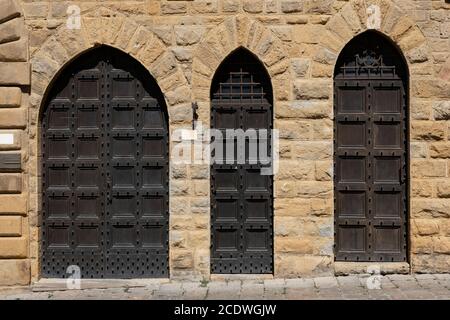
[437, 181, 450, 198]
[291, 58, 310, 78]
[411, 181, 433, 197]
[294, 80, 331, 99]
[0, 17, 23, 44]
[191, 1, 218, 14]
[430, 143, 450, 158]
[243, 0, 263, 13]
[411, 236, 434, 254]
[281, 1, 303, 13]
[326, 14, 354, 41]
[0, 173, 21, 193]
[277, 101, 330, 119]
[304, 0, 333, 14]
[161, 2, 187, 14]
[0, 62, 30, 85]
[433, 101, 450, 120]
[411, 161, 446, 178]
[0, 237, 28, 258]
[22, 2, 49, 19]
[434, 237, 450, 254]
[411, 121, 446, 141]
[276, 237, 316, 254]
[222, 0, 239, 12]
[0, 215, 21, 236]
[0, 108, 26, 128]
[413, 219, 440, 236]
[412, 199, 450, 218]
[0, 87, 21, 107]
[0, 0, 21, 24]
[297, 181, 332, 198]
[0, 259, 30, 286]
[294, 141, 332, 160]
[0, 38, 27, 61]
[0, 194, 26, 214]
[175, 26, 207, 47]
[172, 250, 194, 269]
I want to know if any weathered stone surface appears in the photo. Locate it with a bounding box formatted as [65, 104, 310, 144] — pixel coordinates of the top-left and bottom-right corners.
[413, 219, 440, 236]
[291, 58, 310, 78]
[243, 0, 263, 13]
[294, 80, 332, 99]
[0, 17, 23, 44]
[0, 194, 26, 214]
[0, 38, 27, 61]
[22, 2, 49, 19]
[174, 26, 205, 46]
[304, 0, 334, 14]
[0, 0, 21, 24]
[411, 122, 446, 141]
[191, 1, 218, 14]
[0, 62, 30, 85]
[222, 0, 240, 12]
[412, 199, 450, 218]
[281, 1, 303, 13]
[437, 181, 450, 198]
[0, 87, 21, 107]
[0, 215, 21, 236]
[433, 101, 450, 120]
[430, 143, 450, 158]
[411, 161, 447, 178]
[0, 108, 26, 128]
[161, 2, 187, 14]
[0, 259, 30, 286]
[0, 173, 21, 193]
[0, 237, 27, 258]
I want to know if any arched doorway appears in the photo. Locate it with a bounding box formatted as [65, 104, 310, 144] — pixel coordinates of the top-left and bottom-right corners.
[40, 46, 169, 278]
[210, 48, 274, 274]
[334, 32, 409, 262]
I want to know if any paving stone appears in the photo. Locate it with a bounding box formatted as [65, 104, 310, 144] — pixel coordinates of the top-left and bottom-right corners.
[154, 283, 184, 298]
[336, 276, 363, 288]
[415, 274, 437, 280]
[313, 276, 338, 289]
[285, 278, 315, 289]
[0, 275, 449, 300]
[263, 279, 286, 299]
[387, 274, 415, 281]
[240, 283, 264, 299]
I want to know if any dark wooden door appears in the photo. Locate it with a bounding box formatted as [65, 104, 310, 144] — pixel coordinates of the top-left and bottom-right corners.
[334, 34, 408, 262]
[210, 49, 274, 273]
[41, 47, 169, 278]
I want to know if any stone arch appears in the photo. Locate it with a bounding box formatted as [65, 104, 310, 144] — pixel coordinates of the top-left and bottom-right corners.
[191, 15, 291, 106]
[30, 16, 188, 116]
[27, 12, 188, 281]
[319, 0, 430, 77]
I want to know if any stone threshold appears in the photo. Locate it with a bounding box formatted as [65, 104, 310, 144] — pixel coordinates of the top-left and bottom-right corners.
[210, 274, 274, 281]
[32, 278, 170, 292]
[334, 262, 410, 276]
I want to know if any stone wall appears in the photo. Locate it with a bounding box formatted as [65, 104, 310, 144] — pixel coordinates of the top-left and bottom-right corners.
[0, 0, 30, 286]
[0, 0, 448, 285]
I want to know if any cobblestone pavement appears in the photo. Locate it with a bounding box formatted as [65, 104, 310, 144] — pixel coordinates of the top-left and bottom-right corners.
[0, 274, 449, 300]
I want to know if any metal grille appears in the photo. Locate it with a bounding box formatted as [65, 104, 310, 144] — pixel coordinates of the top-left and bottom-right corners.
[41, 46, 169, 278]
[334, 33, 408, 262]
[210, 48, 274, 274]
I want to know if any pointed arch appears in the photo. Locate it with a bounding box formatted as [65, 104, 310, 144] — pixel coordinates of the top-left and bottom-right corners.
[39, 45, 170, 278]
[333, 30, 409, 263]
[210, 46, 274, 274]
[210, 47, 274, 105]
